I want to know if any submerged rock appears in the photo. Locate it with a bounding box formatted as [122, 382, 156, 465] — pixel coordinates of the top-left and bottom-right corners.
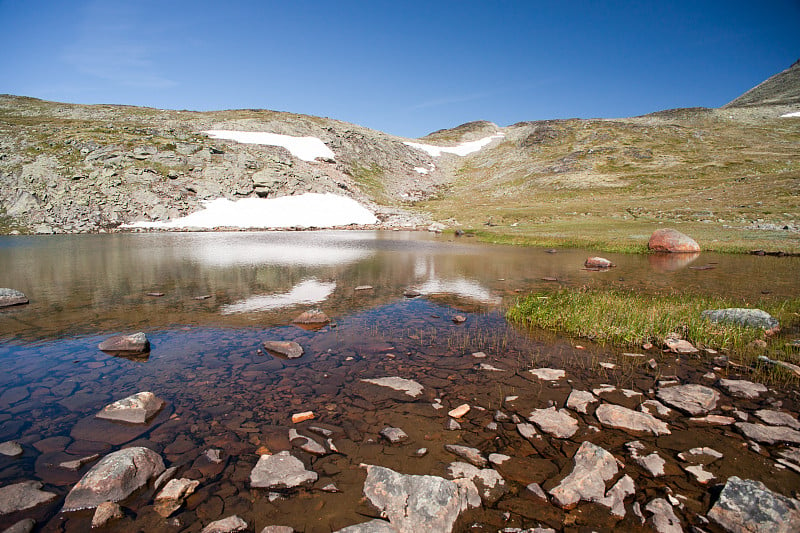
[292, 309, 331, 329]
[708, 476, 800, 533]
[0, 288, 29, 308]
[566, 390, 598, 414]
[0, 440, 24, 457]
[656, 384, 718, 415]
[262, 340, 304, 359]
[446, 462, 507, 504]
[584, 257, 615, 269]
[549, 441, 618, 508]
[528, 407, 579, 438]
[379, 427, 409, 444]
[360, 377, 424, 398]
[444, 444, 487, 468]
[249, 451, 317, 489]
[91, 501, 124, 528]
[0, 481, 57, 515]
[702, 308, 779, 331]
[648, 228, 700, 253]
[96, 391, 165, 424]
[361, 464, 480, 533]
[595, 403, 671, 435]
[62, 447, 165, 511]
[154, 478, 200, 517]
[528, 368, 565, 380]
[98, 332, 150, 353]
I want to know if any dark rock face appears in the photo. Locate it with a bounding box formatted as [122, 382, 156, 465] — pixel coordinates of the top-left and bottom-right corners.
[702, 308, 780, 331]
[98, 332, 150, 353]
[708, 476, 800, 533]
[648, 228, 700, 253]
[0, 288, 29, 308]
[62, 446, 165, 511]
[262, 340, 304, 359]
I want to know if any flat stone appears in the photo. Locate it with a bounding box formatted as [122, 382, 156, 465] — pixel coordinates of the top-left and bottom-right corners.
[595, 403, 671, 435]
[200, 515, 249, 533]
[708, 476, 800, 533]
[719, 378, 768, 399]
[379, 427, 409, 444]
[566, 390, 598, 414]
[360, 464, 480, 533]
[684, 464, 715, 483]
[98, 332, 150, 353]
[91, 501, 124, 528]
[334, 520, 395, 533]
[598, 474, 635, 517]
[0, 481, 57, 515]
[488, 453, 510, 465]
[645, 498, 682, 533]
[640, 400, 673, 418]
[448, 404, 470, 418]
[250, 451, 317, 489]
[443, 444, 487, 468]
[689, 415, 735, 425]
[678, 447, 723, 463]
[656, 384, 718, 415]
[627, 442, 666, 477]
[702, 308, 779, 331]
[96, 391, 165, 424]
[0, 440, 23, 457]
[154, 477, 200, 517]
[516, 423, 538, 441]
[525, 482, 548, 501]
[288, 429, 327, 455]
[735, 422, 800, 445]
[445, 418, 461, 431]
[528, 407, 579, 438]
[549, 441, 618, 508]
[0, 288, 29, 308]
[62, 447, 165, 511]
[447, 462, 507, 505]
[262, 341, 303, 359]
[755, 409, 800, 430]
[528, 368, 565, 380]
[360, 377, 423, 398]
[58, 453, 100, 471]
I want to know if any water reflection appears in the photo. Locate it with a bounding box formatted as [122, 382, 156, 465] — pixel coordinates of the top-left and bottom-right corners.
[648, 252, 701, 272]
[220, 279, 336, 314]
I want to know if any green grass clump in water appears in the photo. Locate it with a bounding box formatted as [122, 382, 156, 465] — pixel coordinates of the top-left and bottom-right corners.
[507, 288, 799, 357]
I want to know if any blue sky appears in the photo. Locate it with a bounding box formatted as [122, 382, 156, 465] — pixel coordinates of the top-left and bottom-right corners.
[1, 0, 797, 138]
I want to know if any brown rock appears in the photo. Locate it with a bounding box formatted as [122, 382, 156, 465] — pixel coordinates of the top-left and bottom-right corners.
[648, 228, 700, 253]
[262, 341, 303, 359]
[584, 257, 615, 269]
[97, 332, 150, 353]
[0, 288, 29, 308]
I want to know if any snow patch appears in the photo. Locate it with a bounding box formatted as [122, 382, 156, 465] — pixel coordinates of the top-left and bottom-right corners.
[203, 130, 335, 161]
[414, 277, 501, 305]
[780, 111, 800, 118]
[404, 133, 504, 157]
[221, 279, 335, 314]
[125, 193, 378, 230]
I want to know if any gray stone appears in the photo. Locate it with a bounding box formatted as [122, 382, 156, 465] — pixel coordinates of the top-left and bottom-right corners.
[566, 390, 598, 414]
[0, 288, 29, 308]
[735, 422, 800, 445]
[334, 520, 396, 533]
[443, 444, 487, 468]
[200, 515, 248, 533]
[702, 308, 779, 331]
[58, 453, 100, 471]
[595, 403, 671, 435]
[528, 407, 579, 438]
[2, 519, 36, 533]
[154, 478, 200, 517]
[360, 377, 423, 397]
[754, 409, 800, 430]
[708, 476, 800, 533]
[657, 384, 718, 415]
[96, 391, 165, 424]
[62, 447, 165, 511]
[91, 501, 124, 528]
[549, 441, 618, 508]
[664, 335, 699, 354]
[645, 498, 682, 533]
[0, 440, 23, 457]
[0, 481, 57, 515]
[288, 429, 327, 455]
[446, 462, 507, 504]
[262, 341, 304, 359]
[98, 332, 150, 353]
[250, 451, 317, 489]
[598, 474, 635, 517]
[379, 427, 409, 444]
[720, 379, 768, 399]
[361, 464, 480, 533]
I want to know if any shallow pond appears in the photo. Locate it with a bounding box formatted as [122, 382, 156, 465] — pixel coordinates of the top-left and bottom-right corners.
[0, 231, 798, 532]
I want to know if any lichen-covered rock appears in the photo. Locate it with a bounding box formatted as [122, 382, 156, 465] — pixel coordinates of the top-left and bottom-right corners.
[648, 228, 700, 253]
[0, 288, 29, 308]
[702, 308, 779, 331]
[708, 476, 800, 533]
[62, 447, 165, 511]
[96, 391, 165, 424]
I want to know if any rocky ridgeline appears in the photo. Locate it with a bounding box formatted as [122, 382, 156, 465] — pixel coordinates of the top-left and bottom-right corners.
[0, 95, 449, 233]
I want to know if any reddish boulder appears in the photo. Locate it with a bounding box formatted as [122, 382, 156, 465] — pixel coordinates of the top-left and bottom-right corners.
[648, 229, 700, 253]
[584, 257, 615, 269]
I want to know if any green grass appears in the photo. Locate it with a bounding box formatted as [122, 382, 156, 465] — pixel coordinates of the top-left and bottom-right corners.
[507, 287, 800, 369]
[350, 163, 388, 203]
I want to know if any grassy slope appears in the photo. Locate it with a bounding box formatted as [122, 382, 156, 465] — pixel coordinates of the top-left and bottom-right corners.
[416, 110, 800, 253]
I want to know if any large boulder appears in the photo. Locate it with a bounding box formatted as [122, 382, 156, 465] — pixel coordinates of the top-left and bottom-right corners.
[62, 447, 165, 511]
[360, 464, 480, 533]
[0, 288, 29, 308]
[708, 476, 800, 533]
[98, 332, 150, 354]
[702, 308, 779, 331]
[648, 228, 700, 253]
[96, 392, 165, 424]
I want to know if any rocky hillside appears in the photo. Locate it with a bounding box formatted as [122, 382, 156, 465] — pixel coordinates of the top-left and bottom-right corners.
[1, 60, 799, 251]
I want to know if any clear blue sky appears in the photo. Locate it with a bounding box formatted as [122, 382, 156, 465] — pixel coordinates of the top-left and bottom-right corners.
[1, 0, 797, 138]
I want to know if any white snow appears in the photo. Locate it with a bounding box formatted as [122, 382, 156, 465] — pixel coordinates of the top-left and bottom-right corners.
[780, 111, 800, 118]
[125, 193, 378, 230]
[404, 133, 504, 157]
[220, 279, 335, 314]
[414, 167, 429, 174]
[413, 278, 501, 305]
[189, 240, 370, 267]
[203, 130, 335, 161]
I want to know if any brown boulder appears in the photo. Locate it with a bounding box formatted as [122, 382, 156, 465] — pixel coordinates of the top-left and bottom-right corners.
[648, 229, 700, 253]
[98, 332, 150, 353]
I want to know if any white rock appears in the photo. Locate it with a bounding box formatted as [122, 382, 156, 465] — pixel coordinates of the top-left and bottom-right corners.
[360, 377, 423, 398]
[529, 368, 565, 380]
[566, 390, 598, 414]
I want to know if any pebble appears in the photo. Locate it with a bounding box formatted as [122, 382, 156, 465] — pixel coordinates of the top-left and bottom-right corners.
[292, 411, 315, 424]
[448, 404, 470, 418]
